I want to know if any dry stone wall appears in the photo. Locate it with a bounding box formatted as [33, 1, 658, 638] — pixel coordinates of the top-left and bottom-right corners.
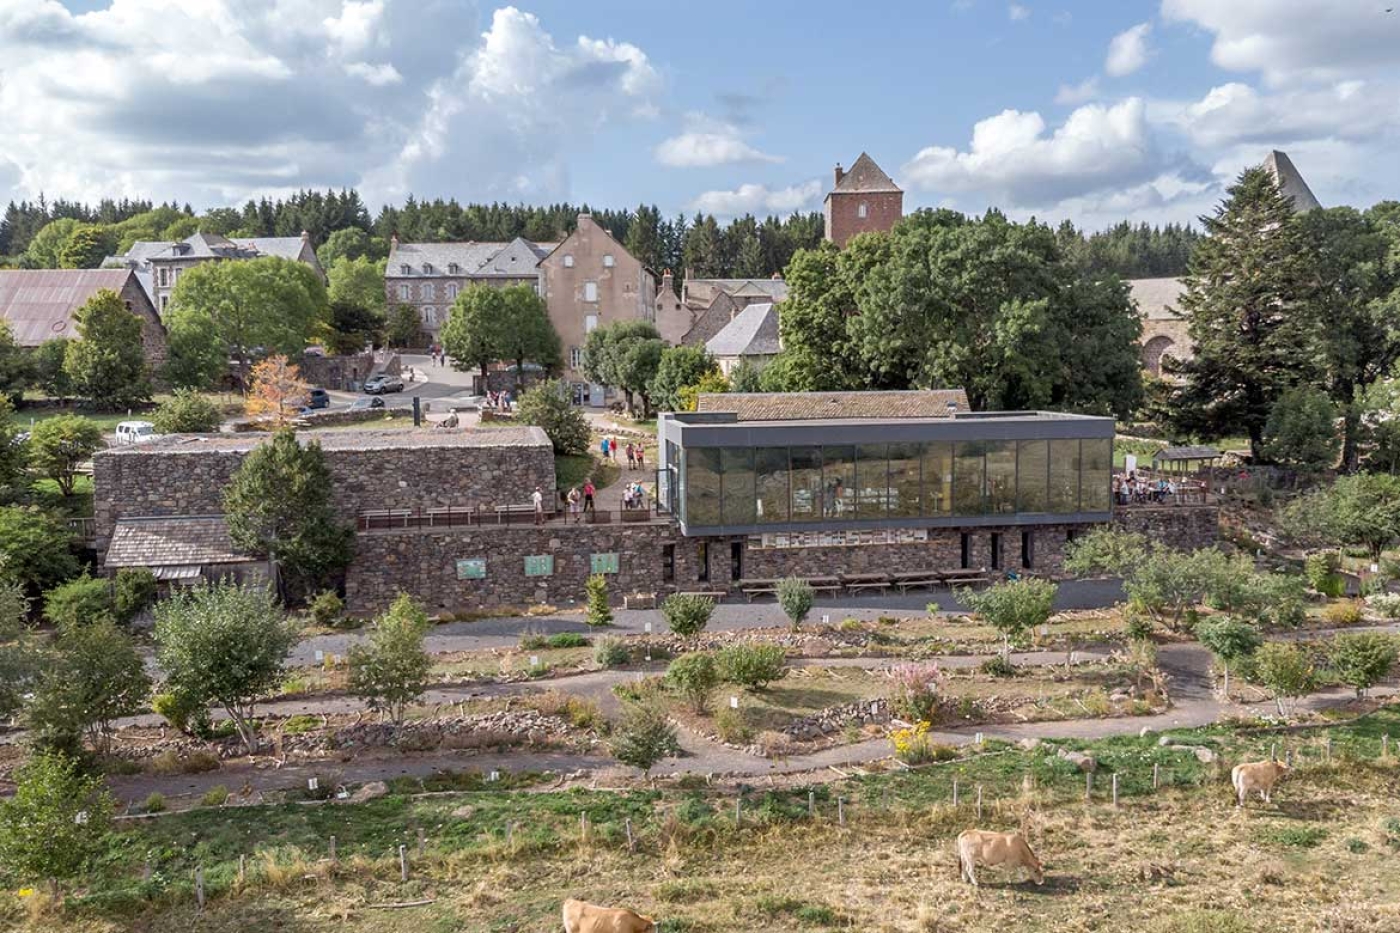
[1113, 504, 1218, 551]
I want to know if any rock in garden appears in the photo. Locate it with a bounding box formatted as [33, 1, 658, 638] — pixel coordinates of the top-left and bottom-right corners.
[451, 804, 477, 819]
[1057, 749, 1097, 772]
[347, 780, 389, 803]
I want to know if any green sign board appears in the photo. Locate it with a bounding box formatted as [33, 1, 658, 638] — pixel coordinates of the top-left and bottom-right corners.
[524, 554, 555, 577]
[590, 552, 620, 575]
[456, 559, 486, 580]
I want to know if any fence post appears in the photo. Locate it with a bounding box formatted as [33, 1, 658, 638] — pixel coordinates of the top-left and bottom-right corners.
[580, 812, 589, 842]
[398, 845, 408, 882]
[1325, 736, 1333, 762]
[625, 818, 635, 853]
[1085, 771, 1094, 802]
[735, 798, 742, 826]
[329, 835, 337, 865]
[506, 821, 514, 850]
[808, 790, 815, 817]
[838, 797, 846, 826]
[238, 854, 246, 884]
[195, 867, 205, 911]
[142, 857, 151, 882]
[1111, 774, 1119, 808]
[952, 780, 959, 808]
[1384, 734, 1391, 759]
[976, 786, 983, 821]
[1152, 763, 1160, 789]
[1270, 742, 1277, 762]
[1285, 748, 1293, 768]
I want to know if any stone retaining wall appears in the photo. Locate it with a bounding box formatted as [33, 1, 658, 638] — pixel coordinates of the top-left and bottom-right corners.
[1113, 504, 1218, 551]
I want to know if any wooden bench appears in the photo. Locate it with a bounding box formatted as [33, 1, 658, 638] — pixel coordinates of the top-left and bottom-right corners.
[890, 571, 942, 592]
[739, 578, 780, 601]
[804, 575, 843, 593]
[940, 570, 990, 587]
[360, 509, 413, 530]
[839, 572, 891, 593]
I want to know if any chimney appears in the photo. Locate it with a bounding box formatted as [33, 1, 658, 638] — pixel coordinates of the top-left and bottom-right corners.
[770, 272, 782, 280]
[834, 163, 844, 187]
[390, 233, 399, 249]
[300, 229, 310, 243]
[661, 268, 675, 297]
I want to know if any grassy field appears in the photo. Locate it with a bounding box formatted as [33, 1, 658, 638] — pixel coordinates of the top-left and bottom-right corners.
[10, 709, 1400, 932]
[10, 393, 245, 432]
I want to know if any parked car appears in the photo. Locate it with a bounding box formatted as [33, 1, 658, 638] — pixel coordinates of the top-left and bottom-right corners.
[303, 388, 330, 410]
[115, 421, 159, 445]
[349, 397, 386, 411]
[363, 374, 404, 394]
[443, 394, 487, 412]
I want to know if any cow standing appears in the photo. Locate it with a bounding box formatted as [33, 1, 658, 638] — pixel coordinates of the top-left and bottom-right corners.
[562, 898, 656, 933]
[956, 829, 1045, 886]
[1232, 760, 1289, 807]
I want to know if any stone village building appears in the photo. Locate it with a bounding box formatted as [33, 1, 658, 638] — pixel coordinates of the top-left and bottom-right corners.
[92, 392, 1215, 615]
[0, 268, 167, 368]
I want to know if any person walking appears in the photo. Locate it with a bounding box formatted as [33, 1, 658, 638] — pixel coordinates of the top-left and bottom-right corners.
[583, 479, 596, 515]
[532, 486, 544, 525]
[567, 486, 581, 523]
[626, 442, 636, 470]
[601, 437, 611, 461]
[636, 445, 645, 471]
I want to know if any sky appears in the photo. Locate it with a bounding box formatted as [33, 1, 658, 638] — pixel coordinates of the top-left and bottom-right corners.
[1, 0, 1398, 231]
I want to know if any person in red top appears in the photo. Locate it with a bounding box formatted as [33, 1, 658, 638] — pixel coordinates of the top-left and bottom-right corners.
[583, 480, 596, 514]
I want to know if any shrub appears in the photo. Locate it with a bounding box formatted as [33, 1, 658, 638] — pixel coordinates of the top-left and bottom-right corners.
[0, 752, 115, 887]
[1322, 599, 1364, 627]
[147, 750, 220, 776]
[531, 690, 604, 730]
[594, 637, 631, 668]
[518, 632, 548, 650]
[308, 591, 345, 629]
[42, 573, 115, 631]
[666, 651, 719, 712]
[980, 655, 1017, 678]
[151, 389, 222, 433]
[113, 568, 158, 624]
[889, 721, 948, 765]
[663, 593, 714, 640]
[585, 574, 613, 627]
[1365, 592, 1400, 620]
[545, 631, 589, 649]
[926, 602, 941, 616]
[889, 662, 942, 722]
[1124, 605, 1155, 641]
[200, 785, 230, 808]
[150, 690, 209, 737]
[1253, 642, 1318, 716]
[716, 644, 787, 689]
[1326, 632, 1399, 698]
[141, 792, 166, 814]
[713, 705, 753, 744]
[610, 700, 680, 775]
[1305, 551, 1346, 597]
[515, 380, 590, 454]
[777, 577, 814, 631]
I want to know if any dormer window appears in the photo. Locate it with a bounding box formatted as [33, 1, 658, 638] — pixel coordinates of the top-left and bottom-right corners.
[422, 263, 433, 274]
[603, 254, 615, 268]
[400, 264, 411, 275]
[857, 202, 869, 219]
[563, 254, 574, 268]
[447, 263, 460, 275]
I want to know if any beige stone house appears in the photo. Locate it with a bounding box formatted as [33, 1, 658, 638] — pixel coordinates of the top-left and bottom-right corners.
[0, 268, 167, 368]
[383, 236, 555, 340]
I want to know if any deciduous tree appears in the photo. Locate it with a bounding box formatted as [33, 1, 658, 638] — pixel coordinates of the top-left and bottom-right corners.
[0, 752, 115, 889]
[1262, 386, 1340, 470]
[440, 285, 504, 388]
[0, 506, 80, 593]
[62, 288, 151, 409]
[243, 354, 310, 427]
[959, 577, 1058, 662]
[28, 414, 103, 497]
[151, 388, 222, 433]
[25, 618, 150, 757]
[1196, 617, 1263, 698]
[650, 344, 718, 413]
[348, 594, 432, 726]
[515, 380, 590, 454]
[1326, 632, 1398, 698]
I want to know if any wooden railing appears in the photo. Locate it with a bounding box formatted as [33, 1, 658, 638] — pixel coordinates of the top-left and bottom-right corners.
[356, 504, 664, 532]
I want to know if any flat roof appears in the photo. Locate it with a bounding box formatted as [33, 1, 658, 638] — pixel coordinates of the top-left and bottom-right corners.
[694, 389, 971, 421]
[96, 426, 551, 456]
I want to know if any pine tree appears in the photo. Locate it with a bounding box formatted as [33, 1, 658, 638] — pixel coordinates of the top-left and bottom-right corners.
[1170, 167, 1320, 459]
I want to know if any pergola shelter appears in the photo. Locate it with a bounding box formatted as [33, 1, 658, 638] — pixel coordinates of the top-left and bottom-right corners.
[1151, 445, 1222, 476]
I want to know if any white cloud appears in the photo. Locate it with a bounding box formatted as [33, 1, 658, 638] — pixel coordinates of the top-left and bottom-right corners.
[1161, 0, 1400, 85]
[345, 61, 402, 85]
[1105, 22, 1152, 77]
[1054, 77, 1100, 105]
[902, 98, 1165, 207]
[690, 180, 822, 217]
[654, 114, 782, 168]
[323, 0, 385, 56]
[1008, 4, 1030, 22]
[1163, 80, 1398, 149]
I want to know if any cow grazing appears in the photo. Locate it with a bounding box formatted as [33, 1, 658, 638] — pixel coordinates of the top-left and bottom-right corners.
[562, 898, 656, 933]
[1232, 760, 1289, 807]
[956, 829, 1044, 886]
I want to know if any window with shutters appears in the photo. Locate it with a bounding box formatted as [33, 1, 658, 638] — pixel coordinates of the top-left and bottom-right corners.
[584, 281, 598, 302]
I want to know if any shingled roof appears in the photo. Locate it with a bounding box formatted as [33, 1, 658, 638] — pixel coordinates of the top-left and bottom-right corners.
[105, 516, 254, 568]
[828, 152, 902, 197]
[0, 269, 142, 346]
[695, 389, 971, 422]
[385, 237, 554, 278]
[1263, 150, 1322, 213]
[705, 302, 781, 358]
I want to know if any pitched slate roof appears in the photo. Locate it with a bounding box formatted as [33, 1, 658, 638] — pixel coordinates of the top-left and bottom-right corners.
[1263, 150, 1322, 213]
[146, 232, 253, 261]
[1153, 445, 1222, 463]
[696, 389, 971, 421]
[385, 237, 554, 278]
[0, 269, 140, 346]
[232, 236, 309, 262]
[1128, 277, 1186, 321]
[705, 302, 781, 358]
[828, 152, 901, 196]
[105, 516, 254, 568]
[686, 278, 789, 302]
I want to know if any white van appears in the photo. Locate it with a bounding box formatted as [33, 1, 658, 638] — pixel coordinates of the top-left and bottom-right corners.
[115, 421, 159, 445]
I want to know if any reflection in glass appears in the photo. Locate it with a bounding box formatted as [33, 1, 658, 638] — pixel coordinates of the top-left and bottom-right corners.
[856, 444, 889, 518]
[1017, 440, 1048, 513]
[721, 447, 755, 525]
[822, 446, 856, 519]
[986, 441, 1016, 514]
[953, 442, 986, 515]
[1082, 437, 1112, 511]
[789, 446, 823, 522]
[754, 448, 789, 524]
[888, 443, 922, 517]
[922, 442, 953, 515]
[1049, 439, 1081, 512]
[686, 447, 722, 525]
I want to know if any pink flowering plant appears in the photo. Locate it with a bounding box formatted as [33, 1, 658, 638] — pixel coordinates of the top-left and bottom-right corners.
[889, 662, 942, 723]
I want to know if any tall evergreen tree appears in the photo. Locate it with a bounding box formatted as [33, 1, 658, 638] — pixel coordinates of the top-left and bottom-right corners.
[1170, 167, 1320, 460]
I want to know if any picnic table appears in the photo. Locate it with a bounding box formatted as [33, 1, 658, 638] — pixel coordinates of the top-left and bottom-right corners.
[940, 569, 990, 586]
[839, 572, 891, 593]
[890, 570, 942, 592]
[804, 575, 842, 593]
[739, 578, 781, 601]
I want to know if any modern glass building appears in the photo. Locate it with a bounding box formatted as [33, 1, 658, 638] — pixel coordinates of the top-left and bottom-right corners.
[657, 399, 1114, 537]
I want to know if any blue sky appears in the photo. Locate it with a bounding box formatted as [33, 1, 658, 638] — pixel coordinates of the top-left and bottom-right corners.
[2, 1, 1398, 229]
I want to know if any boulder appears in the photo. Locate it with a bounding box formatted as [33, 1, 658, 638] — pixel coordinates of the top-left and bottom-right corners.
[1057, 748, 1097, 772]
[452, 804, 477, 819]
[347, 780, 389, 803]
[1167, 744, 1216, 763]
[1018, 737, 1042, 750]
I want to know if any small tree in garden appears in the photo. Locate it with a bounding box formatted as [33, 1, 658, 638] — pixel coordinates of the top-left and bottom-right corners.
[515, 380, 590, 454]
[154, 582, 299, 754]
[585, 574, 613, 627]
[41, 573, 115, 631]
[1253, 641, 1318, 717]
[1195, 617, 1263, 699]
[28, 414, 103, 497]
[1062, 526, 1149, 577]
[347, 594, 432, 726]
[1326, 632, 1399, 698]
[777, 576, 815, 631]
[666, 651, 719, 713]
[113, 567, 158, 624]
[25, 618, 150, 757]
[151, 388, 223, 434]
[0, 752, 115, 891]
[244, 354, 310, 427]
[663, 592, 714, 640]
[889, 662, 942, 722]
[959, 577, 1058, 663]
[716, 644, 787, 689]
[610, 700, 680, 777]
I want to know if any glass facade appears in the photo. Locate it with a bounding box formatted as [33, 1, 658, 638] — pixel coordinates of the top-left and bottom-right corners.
[678, 436, 1113, 528]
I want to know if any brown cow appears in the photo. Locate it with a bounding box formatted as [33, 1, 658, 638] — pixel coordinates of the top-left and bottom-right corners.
[562, 898, 656, 933]
[956, 829, 1044, 886]
[1232, 760, 1289, 807]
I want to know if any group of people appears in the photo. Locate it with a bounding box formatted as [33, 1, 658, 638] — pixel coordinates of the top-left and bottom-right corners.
[600, 435, 646, 470]
[1114, 471, 1179, 505]
[427, 344, 448, 366]
[564, 481, 598, 523]
[486, 390, 513, 412]
[621, 481, 647, 511]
